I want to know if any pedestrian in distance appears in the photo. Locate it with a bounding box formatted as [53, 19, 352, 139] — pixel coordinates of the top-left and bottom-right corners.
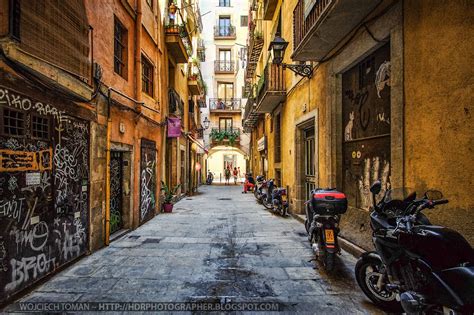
[242, 173, 255, 193]
[233, 167, 238, 185]
[224, 166, 231, 185]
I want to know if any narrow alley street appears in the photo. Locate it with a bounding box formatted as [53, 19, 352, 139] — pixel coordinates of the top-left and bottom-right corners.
[9, 186, 381, 314]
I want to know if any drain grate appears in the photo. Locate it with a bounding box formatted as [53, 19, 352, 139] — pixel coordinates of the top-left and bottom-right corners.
[142, 238, 161, 244]
[218, 198, 232, 200]
[128, 235, 140, 240]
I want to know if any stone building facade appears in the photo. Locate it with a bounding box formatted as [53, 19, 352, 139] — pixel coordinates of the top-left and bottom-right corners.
[243, 0, 474, 249]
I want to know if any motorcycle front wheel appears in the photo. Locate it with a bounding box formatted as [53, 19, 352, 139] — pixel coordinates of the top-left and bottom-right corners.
[355, 255, 402, 312]
[262, 196, 273, 209]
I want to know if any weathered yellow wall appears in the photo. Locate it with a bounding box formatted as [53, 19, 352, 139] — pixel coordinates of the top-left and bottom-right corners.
[404, 0, 474, 243]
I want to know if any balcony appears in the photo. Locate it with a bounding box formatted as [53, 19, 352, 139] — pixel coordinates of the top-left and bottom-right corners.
[255, 64, 286, 113]
[214, 60, 236, 74]
[214, 25, 236, 39]
[169, 88, 184, 116]
[197, 39, 206, 62]
[209, 98, 242, 113]
[165, 10, 193, 63]
[263, 0, 279, 20]
[243, 96, 260, 131]
[187, 66, 205, 96]
[210, 128, 241, 146]
[245, 19, 264, 79]
[292, 0, 380, 61]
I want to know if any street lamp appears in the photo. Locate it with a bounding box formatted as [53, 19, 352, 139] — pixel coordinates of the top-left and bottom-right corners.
[268, 33, 313, 78]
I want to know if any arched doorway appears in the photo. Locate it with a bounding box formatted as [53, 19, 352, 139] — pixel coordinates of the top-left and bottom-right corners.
[206, 146, 248, 183]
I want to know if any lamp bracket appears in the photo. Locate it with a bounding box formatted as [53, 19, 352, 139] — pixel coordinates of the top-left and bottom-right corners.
[282, 63, 313, 78]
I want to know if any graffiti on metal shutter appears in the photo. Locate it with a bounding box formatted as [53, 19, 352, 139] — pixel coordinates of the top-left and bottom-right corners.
[0, 87, 89, 303]
[342, 43, 391, 210]
[140, 139, 156, 223]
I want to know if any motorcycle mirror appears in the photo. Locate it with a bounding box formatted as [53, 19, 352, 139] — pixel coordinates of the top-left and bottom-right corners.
[425, 190, 443, 200]
[370, 181, 382, 195]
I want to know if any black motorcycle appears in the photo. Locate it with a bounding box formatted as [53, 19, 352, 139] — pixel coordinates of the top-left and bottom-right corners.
[262, 179, 288, 216]
[305, 189, 347, 271]
[254, 175, 266, 204]
[355, 181, 474, 314]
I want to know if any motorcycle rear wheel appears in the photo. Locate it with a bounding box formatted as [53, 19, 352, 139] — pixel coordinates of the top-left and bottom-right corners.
[323, 252, 335, 272]
[355, 256, 402, 313]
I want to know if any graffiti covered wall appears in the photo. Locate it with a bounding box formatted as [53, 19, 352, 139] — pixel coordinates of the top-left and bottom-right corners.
[0, 87, 89, 303]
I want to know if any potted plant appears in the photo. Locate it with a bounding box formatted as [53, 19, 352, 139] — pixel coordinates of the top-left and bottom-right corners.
[161, 181, 180, 213]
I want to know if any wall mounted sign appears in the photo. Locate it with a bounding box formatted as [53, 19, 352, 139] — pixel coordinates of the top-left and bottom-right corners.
[167, 117, 181, 138]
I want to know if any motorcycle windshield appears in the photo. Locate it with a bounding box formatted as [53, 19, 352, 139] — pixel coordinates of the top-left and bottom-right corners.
[383, 187, 416, 203]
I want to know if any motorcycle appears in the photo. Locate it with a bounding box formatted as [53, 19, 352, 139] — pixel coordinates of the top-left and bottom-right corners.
[254, 175, 267, 204]
[355, 181, 474, 314]
[305, 188, 347, 271]
[206, 171, 213, 185]
[262, 179, 288, 216]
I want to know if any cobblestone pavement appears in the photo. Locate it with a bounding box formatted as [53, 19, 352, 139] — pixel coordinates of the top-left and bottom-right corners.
[7, 185, 383, 314]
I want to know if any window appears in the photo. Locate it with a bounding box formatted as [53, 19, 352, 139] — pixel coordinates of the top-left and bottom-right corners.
[142, 55, 154, 96]
[219, 0, 230, 7]
[275, 169, 281, 187]
[114, 17, 128, 78]
[217, 82, 234, 100]
[274, 113, 281, 163]
[219, 49, 231, 62]
[218, 49, 232, 72]
[32, 115, 50, 139]
[218, 17, 231, 36]
[2, 108, 25, 136]
[219, 118, 233, 131]
[240, 15, 248, 27]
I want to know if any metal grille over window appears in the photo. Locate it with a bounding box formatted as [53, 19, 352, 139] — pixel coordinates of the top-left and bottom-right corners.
[3, 109, 25, 136]
[32, 115, 50, 139]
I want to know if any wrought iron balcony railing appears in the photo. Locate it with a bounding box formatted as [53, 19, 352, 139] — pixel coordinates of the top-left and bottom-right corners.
[209, 98, 242, 111]
[214, 60, 236, 73]
[293, 0, 332, 56]
[214, 25, 236, 38]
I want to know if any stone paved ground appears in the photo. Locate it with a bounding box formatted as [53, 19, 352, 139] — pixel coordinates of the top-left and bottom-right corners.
[6, 185, 383, 314]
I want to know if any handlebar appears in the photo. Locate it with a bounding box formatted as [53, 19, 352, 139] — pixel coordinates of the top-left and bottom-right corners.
[432, 199, 448, 206]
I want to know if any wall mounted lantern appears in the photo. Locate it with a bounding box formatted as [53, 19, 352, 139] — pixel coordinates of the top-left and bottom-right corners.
[269, 33, 313, 78]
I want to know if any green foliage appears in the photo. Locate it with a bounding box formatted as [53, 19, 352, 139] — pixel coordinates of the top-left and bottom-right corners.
[210, 129, 240, 145]
[161, 181, 181, 204]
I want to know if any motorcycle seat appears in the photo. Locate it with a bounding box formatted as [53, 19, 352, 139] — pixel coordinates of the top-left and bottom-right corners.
[439, 266, 474, 306]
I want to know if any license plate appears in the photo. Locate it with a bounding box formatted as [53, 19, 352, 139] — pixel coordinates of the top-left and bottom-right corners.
[325, 229, 335, 243]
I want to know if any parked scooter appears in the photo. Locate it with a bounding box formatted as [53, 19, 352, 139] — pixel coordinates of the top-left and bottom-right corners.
[355, 181, 474, 314]
[305, 188, 347, 271]
[206, 171, 214, 185]
[262, 179, 288, 216]
[254, 175, 267, 204]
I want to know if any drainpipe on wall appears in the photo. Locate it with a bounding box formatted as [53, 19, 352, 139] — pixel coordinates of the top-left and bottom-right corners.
[135, 0, 142, 113]
[105, 89, 112, 246]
